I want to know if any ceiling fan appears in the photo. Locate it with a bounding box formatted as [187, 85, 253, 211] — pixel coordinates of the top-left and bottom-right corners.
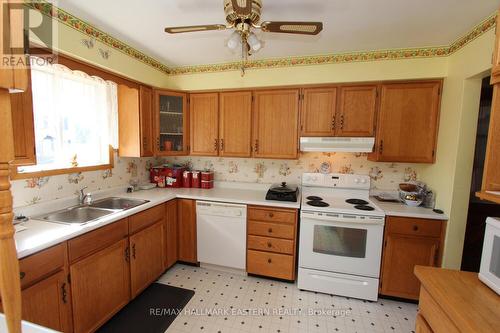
[164, 0, 323, 75]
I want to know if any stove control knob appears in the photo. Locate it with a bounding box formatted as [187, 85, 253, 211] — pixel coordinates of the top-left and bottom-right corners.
[361, 179, 367, 184]
[354, 178, 360, 184]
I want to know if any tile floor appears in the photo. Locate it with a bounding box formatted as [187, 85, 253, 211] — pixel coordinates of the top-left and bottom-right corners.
[157, 264, 417, 333]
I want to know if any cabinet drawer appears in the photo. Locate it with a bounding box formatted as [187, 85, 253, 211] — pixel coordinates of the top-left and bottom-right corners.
[248, 206, 296, 224]
[387, 216, 442, 238]
[247, 221, 295, 239]
[129, 204, 164, 234]
[68, 218, 128, 263]
[419, 287, 458, 332]
[19, 243, 65, 289]
[247, 250, 294, 280]
[248, 235, 294, 254]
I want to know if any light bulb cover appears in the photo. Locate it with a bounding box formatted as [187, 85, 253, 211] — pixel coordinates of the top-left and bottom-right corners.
[226, 31, 241, 50]
[247, 32, 262, 51]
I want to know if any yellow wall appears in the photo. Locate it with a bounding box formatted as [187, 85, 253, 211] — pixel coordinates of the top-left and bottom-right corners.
[53, 22, 172, 88]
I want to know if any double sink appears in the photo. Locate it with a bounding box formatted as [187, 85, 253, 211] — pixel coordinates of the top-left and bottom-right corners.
[35, 197, 150, 225]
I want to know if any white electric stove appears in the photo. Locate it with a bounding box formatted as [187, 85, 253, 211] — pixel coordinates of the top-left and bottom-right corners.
[297, 173, 385, 301]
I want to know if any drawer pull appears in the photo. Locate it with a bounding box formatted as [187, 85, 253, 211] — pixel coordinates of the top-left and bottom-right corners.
[268, 228, 273, 233]
[61, 283, 68, 304]
[267, 242, 272, 248]
[269, 213, 274, 218]
[413, 225, 419, 231]
[267, 258, 272, 264]
[19, 272, 25, 280]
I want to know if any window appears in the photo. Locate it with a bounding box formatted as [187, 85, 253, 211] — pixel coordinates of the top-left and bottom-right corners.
[18, 60, 118, 175]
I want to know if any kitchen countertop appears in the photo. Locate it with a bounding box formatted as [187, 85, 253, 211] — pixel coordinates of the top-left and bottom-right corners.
[372, 199, 448, 220]
[14, 182, 300, 259]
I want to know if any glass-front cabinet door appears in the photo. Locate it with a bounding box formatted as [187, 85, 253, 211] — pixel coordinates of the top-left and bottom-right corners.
[154, 90, 188, 156]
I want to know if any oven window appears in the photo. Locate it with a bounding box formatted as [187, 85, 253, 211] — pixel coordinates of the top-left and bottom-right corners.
[490, 235, 500, 278]
[313, 225, 367, 258]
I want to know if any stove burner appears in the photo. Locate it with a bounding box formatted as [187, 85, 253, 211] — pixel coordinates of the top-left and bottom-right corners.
[307, 200, 330, 207]
[346, 198, 369, 205]
[306, 196, 323, 201]
[354, 205, 375, 211]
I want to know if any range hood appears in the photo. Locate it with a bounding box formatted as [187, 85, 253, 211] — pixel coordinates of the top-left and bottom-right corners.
[300, 137, 375, 153]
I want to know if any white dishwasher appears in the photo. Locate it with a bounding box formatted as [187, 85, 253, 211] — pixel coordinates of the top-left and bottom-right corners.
[196, 201, 247, 270]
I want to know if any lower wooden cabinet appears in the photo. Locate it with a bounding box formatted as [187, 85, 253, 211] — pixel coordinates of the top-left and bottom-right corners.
[165, 199, 178, 268]
[21, 270, 72, 332]
[70, 238, 130, 333]
[130, 221, 165, 297]
[380, 216, 446, 300]
[177, 199, 197, 263]
[246, 206, 298, 281]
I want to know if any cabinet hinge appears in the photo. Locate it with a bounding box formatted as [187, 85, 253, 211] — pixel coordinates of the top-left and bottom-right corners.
[67, 273, 71, 284]
[251, 95, 255, 102]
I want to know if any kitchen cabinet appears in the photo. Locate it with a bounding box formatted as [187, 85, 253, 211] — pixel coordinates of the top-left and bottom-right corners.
[253, 89, 300, 159]
[177, 199, 197, 263]
[189, 92, 219, 156]
[300, 87, 337, 136]
[219, 91, 253, 157]
[477, 12, 500, 204]
[129, 221, 165, 297]
[165, 199, 178, 269]
[380, 216, 446, 300]
[20, 270, 72, 333]
[336, 85, 378, 137]
[117, 84, 154, 157]
[154, 89, 189, 156]
[70, 238, 130, 333]
[10, 72, 35, 166]
[246, 206, 298, 280]
[369, 81, 441, 163]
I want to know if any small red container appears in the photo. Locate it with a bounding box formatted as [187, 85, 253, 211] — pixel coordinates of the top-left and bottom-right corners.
[182, 171, 192, 188]
[191, 171, 201, 188]
[201, 171, 214, 181]
[150, 167, 166, 187]
[201, 180, 214, 189]
[163, 166, 186, 188]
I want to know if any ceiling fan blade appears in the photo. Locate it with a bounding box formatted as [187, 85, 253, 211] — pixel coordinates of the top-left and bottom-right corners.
[261, 21, 323, 35]
[164, 24, 226, 34]
[231, 0, 252, 16]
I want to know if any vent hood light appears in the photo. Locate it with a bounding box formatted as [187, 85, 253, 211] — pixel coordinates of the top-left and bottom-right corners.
[300, 137, 375, 153]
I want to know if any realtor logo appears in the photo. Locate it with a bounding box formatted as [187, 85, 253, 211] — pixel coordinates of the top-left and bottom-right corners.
[1, 0, 58, 69]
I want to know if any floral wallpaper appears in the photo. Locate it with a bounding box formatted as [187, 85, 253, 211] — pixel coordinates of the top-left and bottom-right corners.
[164, 152, 424, 189]
[11, 152, 425, 208]
[11, 152, 154, 208]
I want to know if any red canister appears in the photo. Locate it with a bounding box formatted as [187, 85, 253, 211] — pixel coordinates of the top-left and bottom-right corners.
[201, 171, 214, 181]
[191, 171, 201, 188]
[182, 171, 192, 188]
[201, 180, 214, 189]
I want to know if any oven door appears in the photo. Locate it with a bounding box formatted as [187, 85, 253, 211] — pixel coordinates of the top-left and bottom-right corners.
[299, 211, 385, 278]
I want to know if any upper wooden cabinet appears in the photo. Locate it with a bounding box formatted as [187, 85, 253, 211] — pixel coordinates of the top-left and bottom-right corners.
[154, 90, 189, 156]
[477, 14, 500, 204]
[10, 72, 36, 166]
[336, 85, 378, 137]
[189, 93, 219, 156]
[117, 84, 154, 157]
[219, 91, 253, 157]
[253, 89, 300, 159]
[368, 81, 442, 163]
[300, 87, 337, 136]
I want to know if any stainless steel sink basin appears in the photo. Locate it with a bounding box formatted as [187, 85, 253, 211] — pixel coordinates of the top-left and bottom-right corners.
[90, 197, 149, 210]
[36, 206, 116, 225]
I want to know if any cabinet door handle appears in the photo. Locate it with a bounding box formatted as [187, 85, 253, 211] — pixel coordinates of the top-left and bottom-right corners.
[132, 243, 136, 260]
[156, 137, 160, 150]
[19, 271, 25, 280]
[340, 114, 344, 130]
[220, 138, 224, 151]
[143, 137, 147, 149]
[331, 115, 336, 130]
[61, 283, 67, 304]
[268, 228, 273, 233]
[267, 258, 272, 264]
[379, 140, 384, 154]
[412, 225, 419, 231]
[214, 138, 218, 151]
[269, 212, 274, 218]
[267, 242, 272, 248]
[254, 140, 259, 153]
[125, 246, 130, 262]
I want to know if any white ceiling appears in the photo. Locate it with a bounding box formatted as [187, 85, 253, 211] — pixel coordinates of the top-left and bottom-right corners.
[57, 0, 499, 68]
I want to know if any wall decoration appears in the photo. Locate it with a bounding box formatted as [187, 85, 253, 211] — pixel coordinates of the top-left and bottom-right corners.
[98, 48, 111, 60]
[25, 177, 49, 189]
[67, 172, 84, 184]
[81, 37, 95, 49]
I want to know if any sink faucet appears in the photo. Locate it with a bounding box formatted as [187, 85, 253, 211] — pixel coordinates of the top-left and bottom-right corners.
[79, 186, 93, 205]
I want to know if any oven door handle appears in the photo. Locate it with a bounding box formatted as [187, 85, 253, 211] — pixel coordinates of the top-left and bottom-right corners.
[301, 212, 385, 226]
